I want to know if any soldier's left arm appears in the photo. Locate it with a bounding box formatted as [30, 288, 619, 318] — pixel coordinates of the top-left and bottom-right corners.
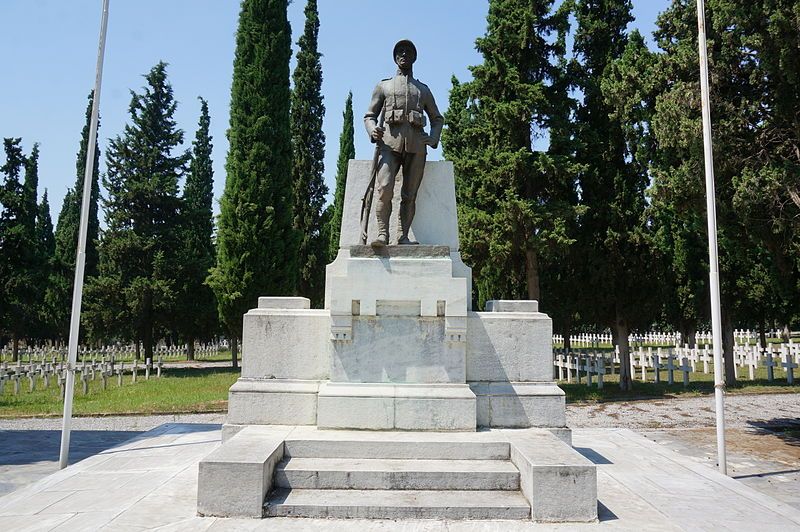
[422, 85, 444, 149]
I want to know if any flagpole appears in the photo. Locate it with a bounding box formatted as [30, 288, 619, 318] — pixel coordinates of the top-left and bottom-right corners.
[59, 0, 110, 470]
[696, 0, 727, 475]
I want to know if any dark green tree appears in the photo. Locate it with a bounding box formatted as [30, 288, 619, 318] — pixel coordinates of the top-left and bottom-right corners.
[326, 91, 355, 262]
[23, 144, 40, 236]
[177, 98, 218, 359]
[49, 92, 102, 342]
[85, 62, 189, 362]
[0, 139, 38, 359]
[727, 0, 800, 338]
[572, 0, 658, 390]
[290, 0, 327, 306]
[208, 0, 296, 366]
[646, 0, 777, 384]
[443, 0, 581, 309]
[35, 190, 56, 340]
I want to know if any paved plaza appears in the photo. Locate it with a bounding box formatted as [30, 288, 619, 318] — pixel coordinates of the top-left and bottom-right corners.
[0, 426, 797, 530]
[1, 395, 798, 530]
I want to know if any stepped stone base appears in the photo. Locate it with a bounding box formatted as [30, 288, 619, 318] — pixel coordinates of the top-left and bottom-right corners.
[197, 426, 597, 523]
[265, 489, 532, 520]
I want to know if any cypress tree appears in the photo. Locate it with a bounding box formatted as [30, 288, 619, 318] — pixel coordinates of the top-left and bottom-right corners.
[36, 190, 56, 339]
[647, 0, 777, 384]
[208, 0, 296, 366]
[326, 91, 355, 263]
[85, 62, 188, 362]
[178, 97, 218, 359]
[442, 0, 581, 308]
[23, 144, 40, 236]
[572, 0, 657, 390]
[0, 138, 37, 359]
[49, 92, 102, 342]
[290, 0, 327, 306]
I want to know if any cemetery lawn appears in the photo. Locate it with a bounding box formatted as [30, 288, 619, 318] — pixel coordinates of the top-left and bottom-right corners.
[1, 364, 796, 416]
[0, 367, 239, 418]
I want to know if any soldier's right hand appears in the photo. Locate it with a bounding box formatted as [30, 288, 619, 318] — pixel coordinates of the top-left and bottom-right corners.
[371, 126, 385, 142]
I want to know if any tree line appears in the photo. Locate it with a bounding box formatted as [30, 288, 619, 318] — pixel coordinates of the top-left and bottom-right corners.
[3, 0, 798, 390]
[0, 0, 354, 365]
[444, 0, 800, 389]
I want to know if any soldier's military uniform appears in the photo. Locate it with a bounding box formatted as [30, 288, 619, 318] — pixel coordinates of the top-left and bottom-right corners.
[364, 40, 444, 245]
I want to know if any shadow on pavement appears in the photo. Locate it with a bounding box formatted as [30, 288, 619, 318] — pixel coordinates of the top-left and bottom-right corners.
[747, 417, 800, 449]
[0, 429, 142, 467]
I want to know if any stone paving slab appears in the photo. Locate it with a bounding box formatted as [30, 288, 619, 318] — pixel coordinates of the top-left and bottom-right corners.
[0, 423, 799, 530]
[641, 427, 800, 511]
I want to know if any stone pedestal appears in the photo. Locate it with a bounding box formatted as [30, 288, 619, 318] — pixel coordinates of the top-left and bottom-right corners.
[203, 159, 596, 523]
[225, 161, 568, 433]
[322, 244, 475, 430]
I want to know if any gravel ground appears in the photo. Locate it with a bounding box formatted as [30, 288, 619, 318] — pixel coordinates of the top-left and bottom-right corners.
[566, 392, 800, 429]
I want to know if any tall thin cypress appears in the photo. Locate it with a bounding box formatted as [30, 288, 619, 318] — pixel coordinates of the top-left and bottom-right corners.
[179, 98, 218, 359]
[50, 92, 101, 342]
[326, 91, 354, 263]
[290, 0, 327, 306]
[36, 190, 56, 339]
[208, 0, 295, 366]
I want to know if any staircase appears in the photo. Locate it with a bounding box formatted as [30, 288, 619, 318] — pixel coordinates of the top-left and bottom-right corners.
[264, 437, 531, 520]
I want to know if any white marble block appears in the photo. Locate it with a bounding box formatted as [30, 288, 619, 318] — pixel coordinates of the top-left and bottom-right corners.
[338, 160, 460, 249]
[317, 382, 476, 431]
[331, 316, 466, 383]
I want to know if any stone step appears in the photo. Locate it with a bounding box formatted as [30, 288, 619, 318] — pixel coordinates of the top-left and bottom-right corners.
[274, 457, 520, 491]
[283, 438, 510, 460]
[264, 488, 531, 520]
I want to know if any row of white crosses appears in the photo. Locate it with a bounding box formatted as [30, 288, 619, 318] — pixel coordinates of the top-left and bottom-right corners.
[0, 352, 165, 397]
[553, 340, 799, 388]
[1, 341, 224, 364]
[552, 329, 768, 350]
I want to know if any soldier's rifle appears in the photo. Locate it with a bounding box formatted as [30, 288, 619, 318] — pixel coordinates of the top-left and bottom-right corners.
[359, 121, 385, 245]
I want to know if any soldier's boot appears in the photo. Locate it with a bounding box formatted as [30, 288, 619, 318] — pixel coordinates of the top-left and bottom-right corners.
[371, 202, 390, 247]
[397, 202, 419, 245]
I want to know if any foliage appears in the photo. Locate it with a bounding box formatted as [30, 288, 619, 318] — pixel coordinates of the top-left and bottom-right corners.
[49, 92, 102, 342]
[0, 139, 39, 356]
[85, 62, 189, 362]
[443, 0, 582, 309]
[208, 0, 296, 360]
[175, 98, 218, 357]
[571, 0, 660, 390]
[325, 91, 355, 263]
[642, 0, 800, 383]
[290, 0, 328, 307]
[34, 190, 55, 338]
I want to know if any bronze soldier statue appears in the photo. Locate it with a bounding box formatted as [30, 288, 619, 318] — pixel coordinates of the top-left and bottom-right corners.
[363, 39, 444, 246]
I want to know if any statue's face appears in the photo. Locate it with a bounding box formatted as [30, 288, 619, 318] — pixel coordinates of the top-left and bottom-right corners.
[394, 44, 416, 69]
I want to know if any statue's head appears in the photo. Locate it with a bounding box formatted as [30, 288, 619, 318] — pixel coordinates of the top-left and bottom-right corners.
[393, 39, 417, 70]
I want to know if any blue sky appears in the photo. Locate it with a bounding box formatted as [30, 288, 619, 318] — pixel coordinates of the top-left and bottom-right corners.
[1, 0, 670, 222]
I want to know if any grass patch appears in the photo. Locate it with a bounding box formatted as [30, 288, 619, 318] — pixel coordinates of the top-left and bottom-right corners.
[0, 367, 240, 418]
[1, 360, 795, 417]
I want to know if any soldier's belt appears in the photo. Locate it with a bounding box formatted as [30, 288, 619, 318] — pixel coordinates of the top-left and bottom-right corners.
[385, 109, 426, 127]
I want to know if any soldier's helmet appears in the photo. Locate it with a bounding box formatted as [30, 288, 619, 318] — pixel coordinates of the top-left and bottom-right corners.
[393, 39, 417, 62]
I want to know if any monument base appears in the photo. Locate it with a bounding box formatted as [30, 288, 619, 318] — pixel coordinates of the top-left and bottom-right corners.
[317, 382, 476, 431]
